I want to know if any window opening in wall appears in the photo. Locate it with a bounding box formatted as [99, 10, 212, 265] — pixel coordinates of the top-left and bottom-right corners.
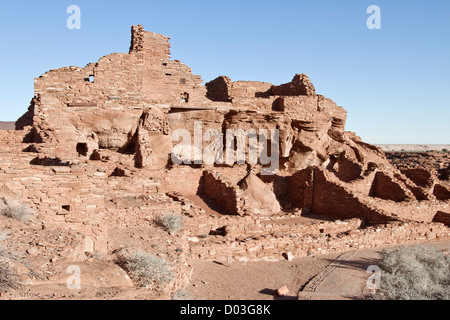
[88, 75, 95, 83]
[181, 92, 189, 103]
[76, 143, 88, 156]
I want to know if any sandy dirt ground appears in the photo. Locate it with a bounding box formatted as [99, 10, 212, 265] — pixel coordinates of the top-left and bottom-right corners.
[188, 240, 450, 301]
[188, 252, 342, 300]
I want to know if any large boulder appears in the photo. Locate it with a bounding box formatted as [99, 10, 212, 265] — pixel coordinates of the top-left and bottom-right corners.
[239, 173, 281, 215]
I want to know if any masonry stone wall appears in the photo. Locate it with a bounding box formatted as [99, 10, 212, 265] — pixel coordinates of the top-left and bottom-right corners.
[190, 220, 449, 262]
[162, 167, 205, 195]
[203, 170, 245, 215]
[288, 168, 314, 209]
[0, 130, 187, 255]
[370, 171, 413, 202]
[186, 216, 363, 241]
[311, 169, 394, 224]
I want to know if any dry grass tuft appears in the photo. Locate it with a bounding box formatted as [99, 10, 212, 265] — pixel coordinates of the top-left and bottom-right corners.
[155, 214, 184, 233]
[0, 198, 34, 224]
[376, 245, 449, 300]
[117, 250, 174, 290]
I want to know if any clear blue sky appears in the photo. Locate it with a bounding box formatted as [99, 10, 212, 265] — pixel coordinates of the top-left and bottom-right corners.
[0, 0, 449, 144]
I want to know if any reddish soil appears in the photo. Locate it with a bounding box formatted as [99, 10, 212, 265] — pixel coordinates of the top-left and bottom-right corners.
[188, 240, 450, 300]
[188, 253, 341, 300]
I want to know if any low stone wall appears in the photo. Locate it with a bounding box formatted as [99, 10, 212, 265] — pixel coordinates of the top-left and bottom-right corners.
[190, 221, 450, 262]
[186, 215, 363, 240]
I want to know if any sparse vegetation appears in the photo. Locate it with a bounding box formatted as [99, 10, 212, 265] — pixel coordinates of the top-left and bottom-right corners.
[442, 148, 449, 153]
[0, 198, 34, 224]
[0, 231, 21, 294]
[0, 260, 21, 294]
[375, 245, 449, 300]
[117, 250, 174, 289]
[155, 214, 184, 233]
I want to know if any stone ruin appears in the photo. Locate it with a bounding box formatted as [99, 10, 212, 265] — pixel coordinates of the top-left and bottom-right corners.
[1, 25, 449, 296]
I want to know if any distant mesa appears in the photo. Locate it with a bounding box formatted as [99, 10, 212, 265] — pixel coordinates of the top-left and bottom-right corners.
[0, 121, 15, 130]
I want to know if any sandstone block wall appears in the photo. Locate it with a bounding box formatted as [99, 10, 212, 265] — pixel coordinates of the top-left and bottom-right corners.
[370, 171, 413, 202]
[288, 168, 314, 209]
[203, 170, 245, 215]
[311, 169, 394, 224]
[162, 167, 205, 195]
[190, 220, 449, 262]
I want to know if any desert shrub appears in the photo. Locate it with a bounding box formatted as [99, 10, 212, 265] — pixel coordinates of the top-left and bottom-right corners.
[171, 289, 191, 300]
[0, 260, 21, 294]
[118, 250, 174, 289]
[0, 198, 34, 224]
[375, 245, 450, 300]
[155, 214, 184, 233]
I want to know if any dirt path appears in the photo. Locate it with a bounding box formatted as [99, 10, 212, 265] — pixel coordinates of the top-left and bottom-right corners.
[299, 240, 450, 300]
[188, 240, 450, 300]
[187, 253, 341, 300]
